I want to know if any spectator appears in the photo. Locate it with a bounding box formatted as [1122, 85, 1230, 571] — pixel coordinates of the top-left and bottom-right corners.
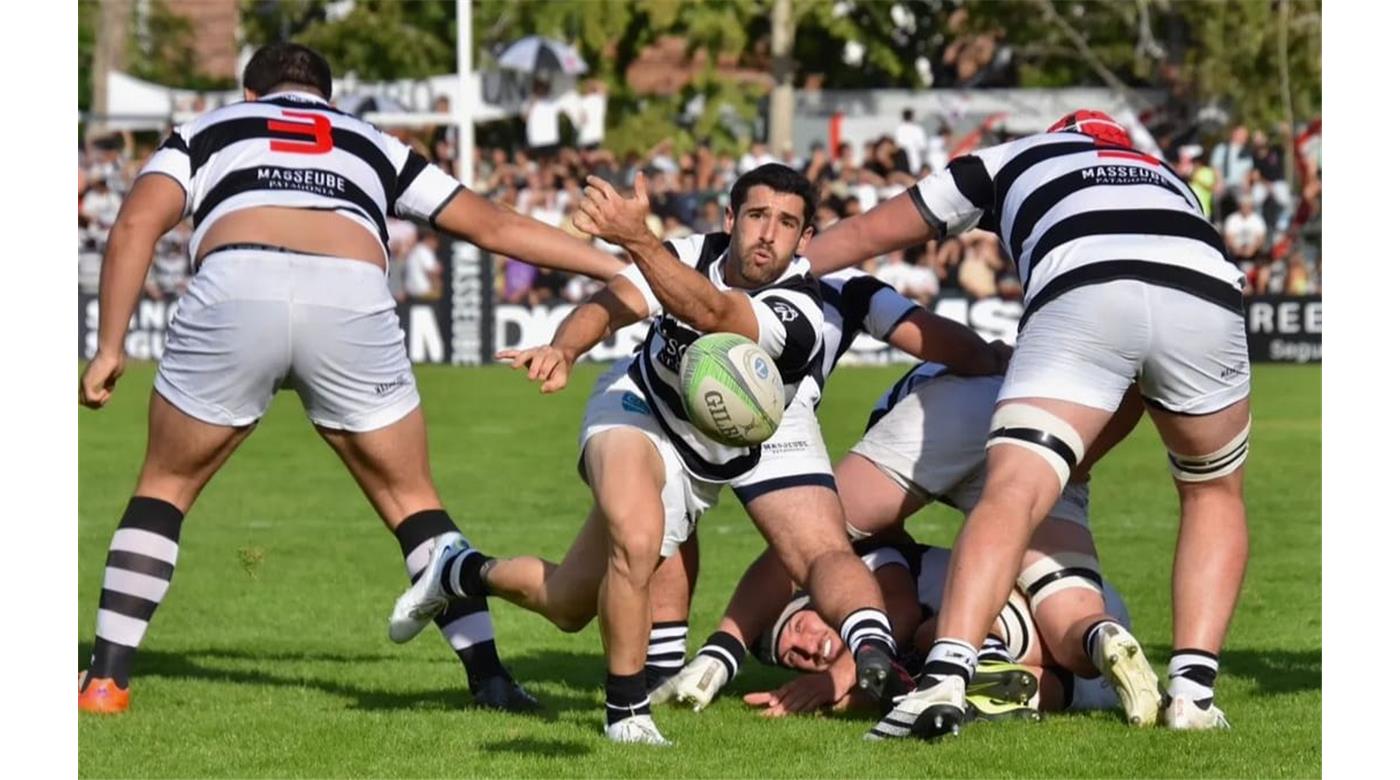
[574, 80, 608, 153]
[957, 231, 1006, 300]
[1250, 129, 1292, 233]
[1223, 195, 1268, 266]
[501, 258, 539, 305]
[404, 229, 443, 301]
[739, 141, 775, 174]
[894, 109, 928, 176]
[1210, 124, 1254, 219]
[430, 95, 458, 169]
[524, 80, 563, 161]
[80, 177, 122, 231]
[878, 244, 939, 306]
[694, 199, 724, 234]
[926, 121, 951, 171]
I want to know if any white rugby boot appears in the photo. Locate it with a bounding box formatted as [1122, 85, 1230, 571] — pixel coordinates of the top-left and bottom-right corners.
[865, 675, 966, 741]
[388, 533, 464, 643]
[1163, 695, 1231, 730]
[604, 714, 673, 746]
[1090, 623, 1162, 727]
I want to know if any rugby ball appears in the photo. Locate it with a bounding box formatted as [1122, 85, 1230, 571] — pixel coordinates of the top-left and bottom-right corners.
[680, 333, 785, 447]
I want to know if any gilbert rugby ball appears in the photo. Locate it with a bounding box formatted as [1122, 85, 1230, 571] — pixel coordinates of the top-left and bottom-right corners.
[679, 333, 785, 447]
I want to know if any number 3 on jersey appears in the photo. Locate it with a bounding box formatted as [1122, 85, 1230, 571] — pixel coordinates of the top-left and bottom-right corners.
[267, 110, 333, 154]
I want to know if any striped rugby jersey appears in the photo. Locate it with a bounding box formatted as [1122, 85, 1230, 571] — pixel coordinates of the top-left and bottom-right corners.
[137, 91, 462, 262]
[811, 268, 920, 392]
[908, 131, 1244, 327]
[620, 231, 824, 482]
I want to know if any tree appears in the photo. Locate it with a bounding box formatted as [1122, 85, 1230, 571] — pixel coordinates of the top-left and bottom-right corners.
[242, 0, 458, 80]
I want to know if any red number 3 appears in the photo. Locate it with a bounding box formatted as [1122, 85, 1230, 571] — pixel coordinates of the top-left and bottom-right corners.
[267, 110, 333, 154]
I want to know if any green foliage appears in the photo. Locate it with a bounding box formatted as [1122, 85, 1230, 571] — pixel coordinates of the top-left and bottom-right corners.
[242, 0, 457, 80]
[78, 0, 98, 112]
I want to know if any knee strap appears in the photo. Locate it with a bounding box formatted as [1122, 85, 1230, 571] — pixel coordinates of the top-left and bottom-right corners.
[987, 404, 1086, 489]
[1017, 552, 1104, 612]
[994, 590, 1035, 662]
[1168, 417, 1251, 483]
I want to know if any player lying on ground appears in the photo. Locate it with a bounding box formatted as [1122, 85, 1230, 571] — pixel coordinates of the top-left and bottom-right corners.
[651, 363, 1146, 732]
[77, 42, 625, 715]
[634, 262, 1011, 693]
[805, 110, 1251, 736]
[389, 165, 1000, 745]
[660, 535, 1132, 722]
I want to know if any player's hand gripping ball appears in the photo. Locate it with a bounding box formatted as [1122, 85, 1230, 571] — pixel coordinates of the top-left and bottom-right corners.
[680, 333, 785, 447]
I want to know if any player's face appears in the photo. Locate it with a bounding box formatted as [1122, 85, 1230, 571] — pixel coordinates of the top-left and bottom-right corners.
[777, 610, 844, 672]
[724, 186, 814, 288]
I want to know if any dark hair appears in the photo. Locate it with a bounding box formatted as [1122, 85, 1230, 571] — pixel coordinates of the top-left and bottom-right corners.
[242, 42, 333, 98]
[728, 163, 818, 227]
[903, 108, 915, 121]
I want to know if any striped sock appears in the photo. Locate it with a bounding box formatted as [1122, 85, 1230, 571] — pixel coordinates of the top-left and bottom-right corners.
[1082, 618, 1119, 661]
[1167, 648, 1219, 708]
[978, 635, 1013, 664]
[644, 621, 688, 692]
[86, 497, 184, 688]
[838, 608, 897, 658]
[605, 671, 651, 726]
[395, 510, 504, 691]
[918, 638, 978, 690]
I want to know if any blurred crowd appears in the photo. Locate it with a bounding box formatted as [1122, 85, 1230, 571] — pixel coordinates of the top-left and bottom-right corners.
[78, 103, 1321, 310]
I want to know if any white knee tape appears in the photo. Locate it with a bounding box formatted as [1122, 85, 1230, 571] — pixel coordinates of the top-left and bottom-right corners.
[1017, 553, 1104, 612]
[1168, 417, 1251, 483]
[994, 590, 1035, 662]
[987, 404, 1086, 489]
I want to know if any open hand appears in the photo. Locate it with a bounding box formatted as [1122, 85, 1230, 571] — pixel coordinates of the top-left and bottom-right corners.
[572, 173, 654, 249]
[495, 346, 574, 393]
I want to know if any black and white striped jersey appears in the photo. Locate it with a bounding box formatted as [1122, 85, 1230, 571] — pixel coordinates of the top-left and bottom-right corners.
[907, 131, 1244, 326]
[620, 231, 825, 482]
[812, 268, 920, 390]
[138, 90, 462, 262]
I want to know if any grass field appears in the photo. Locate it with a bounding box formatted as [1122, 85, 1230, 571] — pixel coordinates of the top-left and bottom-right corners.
[78, 361, 1321, 778]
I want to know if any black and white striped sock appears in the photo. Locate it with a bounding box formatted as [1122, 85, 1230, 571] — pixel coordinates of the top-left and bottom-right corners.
[605, 671, 651, 726]
[644, 621, 688, 691]
[1081, 618, 1120, 660]
[86, 497, 184, 688]
[1167, 648, 1219, 708]
[696, 631, 746, 683]
[838, 608, 897, 658]
[918, 639, 978, 690]
[395, 510, 504, 691]
[978, 635, 1013, 664]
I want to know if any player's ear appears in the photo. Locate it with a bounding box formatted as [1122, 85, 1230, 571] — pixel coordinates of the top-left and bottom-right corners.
[724, 206, 735, 233]
[795, 223, 815, 254]
[243, 88, 260, 101]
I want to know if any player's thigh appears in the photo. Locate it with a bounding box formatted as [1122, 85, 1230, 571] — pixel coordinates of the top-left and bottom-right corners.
[1146, 397, 1251, 492]
[982, 397, 1116, 518]
[833, 453, 927, 538]
[136, 391, 257, 511]
[316, 407, 442, 525]
[583, 427, 669, 556]
[745, 485, 849, 576]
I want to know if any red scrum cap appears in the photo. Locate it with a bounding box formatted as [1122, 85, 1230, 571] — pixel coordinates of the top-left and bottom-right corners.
[1047, 110, 1133, 148]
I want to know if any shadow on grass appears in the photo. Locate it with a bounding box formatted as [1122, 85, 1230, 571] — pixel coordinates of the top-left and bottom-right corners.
[1147, 644, 1321, 695]
[481, 736, 594, 757]
[76, 642, 599, 716]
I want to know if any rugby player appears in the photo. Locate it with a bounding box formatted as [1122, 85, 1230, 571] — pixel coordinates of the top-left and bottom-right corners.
[805, 110, 1250, 735]
[77, 43, 625, 714]
[388, 165, 966, 744]
[639, 265, 1011, 693]
[733, 537, 1132, 722]
[653, 363, 1145, 727]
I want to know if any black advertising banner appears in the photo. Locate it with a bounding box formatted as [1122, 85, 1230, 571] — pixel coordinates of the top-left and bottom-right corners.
[1245, 295, 1321, 364]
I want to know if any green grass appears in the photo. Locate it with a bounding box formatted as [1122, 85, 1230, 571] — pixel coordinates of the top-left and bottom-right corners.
[79, 362, 1321, 778]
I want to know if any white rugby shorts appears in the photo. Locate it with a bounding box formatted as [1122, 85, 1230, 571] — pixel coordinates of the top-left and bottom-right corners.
[155, 247, 419, 431]
[579, 359, 721, 558]
[852, 373, 1091, 527]
[1001, 280, 1250, 414]
[730, 398, 836, 504]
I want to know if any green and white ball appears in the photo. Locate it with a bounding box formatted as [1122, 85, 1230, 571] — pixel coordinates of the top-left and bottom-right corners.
[679, 333, 785, 447]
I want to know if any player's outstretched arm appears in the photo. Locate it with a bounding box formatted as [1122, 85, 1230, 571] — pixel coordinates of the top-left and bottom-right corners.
[81, 174, 185, 409]
[885, 307, 1010, 377]
[574, 174, 761, 340]
[495, 273, 649, 393]
[431, 187, 625, 281]
[804, 192, 940, 277]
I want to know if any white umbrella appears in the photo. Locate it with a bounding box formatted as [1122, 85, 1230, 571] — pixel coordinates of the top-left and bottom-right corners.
[335, 93, 411, 118]
[496, 35, 588, 76]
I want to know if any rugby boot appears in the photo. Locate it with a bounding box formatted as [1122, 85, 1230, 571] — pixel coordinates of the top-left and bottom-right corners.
[968, 661, 1038, 706]
[473, 674, 542, 713]
[1090, 623, 1161, 727]
[854, 644, 914, 714]
[604, 714, 673, 746]
[78, 671, 129, 715]
[1162, 695, 1231, 731]
[389, 533, 464, 643]
[865, 675, 966, 741]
